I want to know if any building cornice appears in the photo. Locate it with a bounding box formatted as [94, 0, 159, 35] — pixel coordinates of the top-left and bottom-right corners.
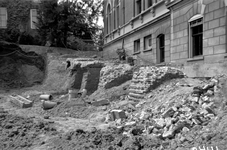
[103, 11, 171, 48]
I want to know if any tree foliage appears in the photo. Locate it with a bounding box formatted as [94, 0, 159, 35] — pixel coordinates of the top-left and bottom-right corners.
[36, 0, 103, 49]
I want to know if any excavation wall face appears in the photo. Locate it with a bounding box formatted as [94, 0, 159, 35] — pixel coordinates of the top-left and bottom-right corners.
[0, 41, 45, 89]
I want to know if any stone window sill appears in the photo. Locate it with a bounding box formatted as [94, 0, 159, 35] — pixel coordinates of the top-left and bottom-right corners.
[133, 51, 141, 55]
[143, 48, 152, 52]
[187, 56, 204, 62]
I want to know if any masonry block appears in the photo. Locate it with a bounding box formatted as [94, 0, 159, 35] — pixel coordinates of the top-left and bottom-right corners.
[204, 22, 209, 30]
[180, 51, 188, 59]
[214, 8, 225, 19]
[110, 110, 127, 120]
[214, 44, 226, 54]
[204, 12, 214, 22]
[208, 37, 219, 46]
[203, 39, 208, 48]
[220, 35, 226, 44]
[219, 17, 225, 26]
[180, 36, 187, 44]
[209, 1, 220, 12]
[209, 19, 220, 29]
[203, 47, 214, 55]
[180, 22, 188, 30]
[9, 95, 33, 108]
[203, 29, 214, 39]
[172, 53, 180, 60]
[214, 27, 225, 36]
[177, 45, 183, 52]
[183, 29, 188, 36]
[177, 31, 184, 38]
[92, 98, 110, 106]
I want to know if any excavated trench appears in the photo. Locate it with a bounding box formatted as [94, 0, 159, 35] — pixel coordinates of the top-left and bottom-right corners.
[0, 41, 46, 89]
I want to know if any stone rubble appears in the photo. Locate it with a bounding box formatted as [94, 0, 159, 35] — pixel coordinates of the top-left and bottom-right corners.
[128, 66, 185, 101]
[104, 74, 221, 149]
[98, 63, 133, 89]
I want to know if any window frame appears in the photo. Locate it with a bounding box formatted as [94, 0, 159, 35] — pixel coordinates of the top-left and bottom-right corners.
[136, 0, 142, 15]
[134, 39, 141, 53]
[0, 7, 7, 29]
[30, 9, 38, 29]
[188, 15, 203, 58]
[144, 34, 152, 51]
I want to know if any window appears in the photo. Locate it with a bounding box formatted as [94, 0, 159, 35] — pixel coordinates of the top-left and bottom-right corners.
[0, 7, 7, 28]
[147, 0, 153, 8]
[157, 34, 165, 63]
[189, 16, 203, 57]
[107, 4, 111, 34]
[115, 0, 120, 29]
[123, 0, 125, 24]
[30, 9, 38, 29]
[136, 0, 142, 15]
[144, 35, 152, 50]
[134, 39, 140, 53]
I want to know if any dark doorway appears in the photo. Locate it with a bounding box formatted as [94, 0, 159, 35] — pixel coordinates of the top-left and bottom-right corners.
[157, 34, 165, 63]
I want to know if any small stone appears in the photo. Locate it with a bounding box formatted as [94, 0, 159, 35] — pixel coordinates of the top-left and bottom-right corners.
[125, 121, 136, 126]
[131, 127, 143, 136]
[44, 116, 49, 119]
[162, 125, 174, 138]
[191, 97, 199, 103]
[205, 90, 214, 96]
[154, 118, 166, 128]
[165, 117, 173, 127]
[182, 127, 190, 133]
[205, 107, 215, 115]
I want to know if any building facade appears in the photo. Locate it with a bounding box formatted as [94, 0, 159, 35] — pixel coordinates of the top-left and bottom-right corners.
[0, 0, 40, 38]
[103, 0, 227, 77]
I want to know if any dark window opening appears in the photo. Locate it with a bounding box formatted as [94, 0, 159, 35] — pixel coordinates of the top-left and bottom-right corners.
[134, 39, 140, 53]
[148, 0, 153, 7]
[157, 34, 165, 63]
[191, 24, 203, 56]
[136, 0, 142, 14]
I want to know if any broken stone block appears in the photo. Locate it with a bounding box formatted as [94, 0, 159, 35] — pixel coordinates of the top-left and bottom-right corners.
[205, 90, 214, 96]
[165, 117, 173, 128]
[91, 98, 110, 106]
[125, 121, 136, 126]
[9, 95, 33, 108]
[154, 118, 166, 128]
[173, 120, 189, 134]
[202, 82, 215, 90]
[192, 86, 203, 95]
[162, 125, 175, 138]
[110, 110, 127, 121]
[162, 107, 176, 118]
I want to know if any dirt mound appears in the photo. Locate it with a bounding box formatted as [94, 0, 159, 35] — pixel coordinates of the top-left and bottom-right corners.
[49, 128, 163, 150]
[44, 100, 97, 119]
[0, 41, 45, 89]
[0, 108, 57, 150]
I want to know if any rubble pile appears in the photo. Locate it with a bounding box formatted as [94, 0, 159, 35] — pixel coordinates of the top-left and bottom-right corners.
[98, 63, 133, 89]
[128, 66, 184, 101]
[104, 77, 224, 149]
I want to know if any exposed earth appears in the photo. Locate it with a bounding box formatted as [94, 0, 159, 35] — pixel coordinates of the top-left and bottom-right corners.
[1, 42, 227, 150]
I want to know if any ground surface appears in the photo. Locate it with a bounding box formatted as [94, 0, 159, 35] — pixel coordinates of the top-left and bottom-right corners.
[1, 75, 227, 150]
